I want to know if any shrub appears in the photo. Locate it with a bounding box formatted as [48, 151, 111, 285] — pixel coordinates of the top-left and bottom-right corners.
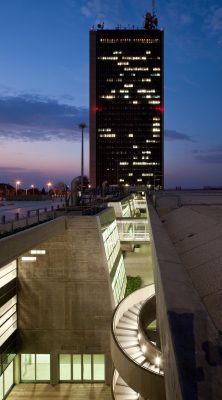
[125, 275, 142, 297]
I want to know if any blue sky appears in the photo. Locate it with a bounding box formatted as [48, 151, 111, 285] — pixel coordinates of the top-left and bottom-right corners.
[0, 0, 222, 189]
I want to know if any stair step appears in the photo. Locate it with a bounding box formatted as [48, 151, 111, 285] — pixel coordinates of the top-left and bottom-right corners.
[116, 376, 128, 387]
[115, 384, 137, 395]
[126, 346, 141, 355]
[120, 316, 138, 327]
[114, 394, 138, 400]
[121, 341, 139, 349]
[130, 351, 144, 360]
[123, 311, 138, 321]
[129, 306, 140, 315]
[117, 322, 138, 331]
[116, 329, 137, 337]
[117, 335, 138, 343]
[135, 355, 147, 365]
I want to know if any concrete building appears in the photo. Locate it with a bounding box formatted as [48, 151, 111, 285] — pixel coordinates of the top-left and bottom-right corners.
[1, 190, 222, 399]
[89, 11, 164, 188]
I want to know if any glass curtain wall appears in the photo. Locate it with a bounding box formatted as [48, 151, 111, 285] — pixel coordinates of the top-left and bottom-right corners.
[59, 354, 105, 382]
[21, 354, 50, 382]
[0, 361, 14, 400]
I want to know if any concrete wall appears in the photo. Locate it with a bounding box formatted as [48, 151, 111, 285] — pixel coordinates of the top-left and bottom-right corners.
[148, 205, 222, 400]
[17, 210, 115, 384]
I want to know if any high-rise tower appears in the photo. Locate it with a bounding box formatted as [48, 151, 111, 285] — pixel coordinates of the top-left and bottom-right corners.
[90, 11, 164, 188]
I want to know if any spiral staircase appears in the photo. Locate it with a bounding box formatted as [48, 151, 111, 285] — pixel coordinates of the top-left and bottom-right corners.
[111, 285, 165, 400]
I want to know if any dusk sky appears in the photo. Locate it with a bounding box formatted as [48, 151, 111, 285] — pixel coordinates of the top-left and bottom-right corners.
[0, 0, 222, 189]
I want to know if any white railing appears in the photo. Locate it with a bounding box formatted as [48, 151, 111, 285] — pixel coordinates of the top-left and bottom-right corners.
[118, 232, 150, 241]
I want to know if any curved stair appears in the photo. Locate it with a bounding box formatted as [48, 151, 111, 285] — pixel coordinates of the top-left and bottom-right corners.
[111, 285, 165, 399]
[112, 369, 138, 400]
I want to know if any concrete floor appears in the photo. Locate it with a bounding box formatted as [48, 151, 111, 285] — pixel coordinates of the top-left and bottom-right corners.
[7, 383, 112, 399]
[123, 244, 154, 286]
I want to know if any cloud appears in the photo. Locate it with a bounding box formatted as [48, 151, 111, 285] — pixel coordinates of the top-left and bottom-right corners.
[165, 129, 195, 142]
[194, 146, 222, 163]
[0, 94, 89, 142]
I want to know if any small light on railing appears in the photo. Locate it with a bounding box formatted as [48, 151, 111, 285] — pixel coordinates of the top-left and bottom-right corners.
[141, 344, 146, 353]
[155, 356, 161, 367]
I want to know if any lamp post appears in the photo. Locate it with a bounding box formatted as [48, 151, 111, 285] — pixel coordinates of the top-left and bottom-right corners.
[30, 184, 34, 195]
[47, 182, 52, 195]
[15, 180, 21, 196]
[78, 123, 87, 195]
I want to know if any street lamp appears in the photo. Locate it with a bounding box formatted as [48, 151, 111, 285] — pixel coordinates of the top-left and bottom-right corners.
[47, 182, 52, 194]
[15, 180, 21, 196]
[78, 123, 87, 195]
[30, 184, 34, 195]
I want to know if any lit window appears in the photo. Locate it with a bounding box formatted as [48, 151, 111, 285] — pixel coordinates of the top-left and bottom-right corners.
[21, 257, 37, 262]
[30, 250, 46, 255]
[128, 133, 134, 137]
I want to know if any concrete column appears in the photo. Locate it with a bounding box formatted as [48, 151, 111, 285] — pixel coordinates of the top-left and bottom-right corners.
[105, 353, 112, 385]
[50, 353, 59, 385]
[14, 355, 20, 384]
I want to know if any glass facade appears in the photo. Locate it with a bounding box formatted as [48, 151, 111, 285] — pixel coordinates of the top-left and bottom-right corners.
[111, 255, 127, 305]
[0, 360, 14, 399]
[90, 28, 164, 188]
[21, 354, 50, 382]
[102, 220, 127, 305]
[102, 220, 120, 273]
[59, 354, 105, 382]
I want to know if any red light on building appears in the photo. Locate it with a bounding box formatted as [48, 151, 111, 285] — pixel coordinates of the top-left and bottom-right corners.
[91, 106, 103, 112]
[155, 106, 164, 113]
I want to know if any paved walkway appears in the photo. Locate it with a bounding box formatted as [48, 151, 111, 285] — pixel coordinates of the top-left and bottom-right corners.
[7, 383, 112, 399]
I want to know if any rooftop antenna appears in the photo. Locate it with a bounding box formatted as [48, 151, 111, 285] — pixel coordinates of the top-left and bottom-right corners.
[144, 1, 158, 30]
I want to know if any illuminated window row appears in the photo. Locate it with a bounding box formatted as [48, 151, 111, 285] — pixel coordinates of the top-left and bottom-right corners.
[100, 95, 115, 99]
[124, 67, 149, 71]
[128, 133, 134, 137]
[99, 38, 159, 43]
[133, 162, 159, 165]
[117, 62, 129, 65]
[119, 162, 128, 165]
[98, 56, 118, 60]
[153, 67, 161, 71]
[98, 128, 111, 132]
[124, 84, 133, 87]
[146, 139, 159, 143]
[142, 173, 154, 176]
[122, 56, 147, 60]
[153, 128, 160, 132]
[153, 123, 160, 126]
[153, 134, 160, 137]
[119, 89, 129, 93]
[151, 73, 161, 76]
[99, 134, 116, 138]
[153, 117, 160, 121]
[149, 100, 160, 104]
[113, 51, 122, 54]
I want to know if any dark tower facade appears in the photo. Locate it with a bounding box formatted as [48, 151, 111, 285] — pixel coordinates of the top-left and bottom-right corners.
[90, 13, 164, 188]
